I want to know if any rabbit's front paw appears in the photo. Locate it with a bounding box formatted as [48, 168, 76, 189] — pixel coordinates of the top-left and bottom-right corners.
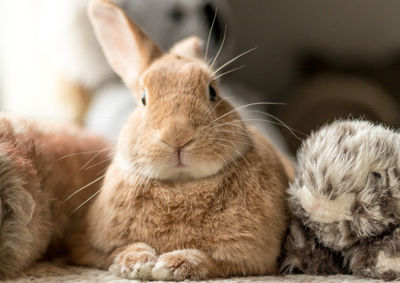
[152, 249, 215, 281]
[110, 242, 158, 280]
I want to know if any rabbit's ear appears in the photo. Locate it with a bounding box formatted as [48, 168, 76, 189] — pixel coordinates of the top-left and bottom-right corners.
[88, 0, 163, 85]
[170, 36, 204, 59]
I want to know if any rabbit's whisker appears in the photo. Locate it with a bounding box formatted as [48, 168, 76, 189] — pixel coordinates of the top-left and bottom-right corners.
[132, 164, 153, 200]
[213, 140, 257, 186]
[80, 148, 111, 171]
[62, 173, 107, 202]
[210, 25, 227, 68]
[205, 7, 218, 61]
[214, 129, 270, 152]
[210, 149, 246, 203]
[212, 144, 234, 169]
[240, 118, 302, 141]
[215, 128, 250, 139]
[213, 136, 253, 148]
[70, 187, 103, 215]
[213, 139, 252, 166]
[211, 151, 232, 177]
[212, 47, 257, 76]
[210, 102, 285, 124]
[56, 147, 111, 162]
[203, 96, 234, 120]
[213, 116, 302, 141]
[215, 140, 258, 182]
[211, 123, 248, 135]
[96, 165, 110, 176]
[244, 110, 308, 137]
[214, 65, 245, 80]
[210, 119, 246, 130]
[83, 157, 113, 171]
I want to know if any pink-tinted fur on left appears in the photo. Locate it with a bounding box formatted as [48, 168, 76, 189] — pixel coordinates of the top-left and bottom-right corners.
[0, 114, 110, 279]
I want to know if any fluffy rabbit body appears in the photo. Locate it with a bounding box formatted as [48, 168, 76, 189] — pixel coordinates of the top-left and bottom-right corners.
[280, 120, 400, 280]
[0, 114, 110, 279]
[68, 0, 292, 280]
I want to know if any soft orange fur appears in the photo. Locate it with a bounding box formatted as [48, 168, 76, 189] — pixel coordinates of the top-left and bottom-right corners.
[0, 114, 110, 279]
[68, 0, 292, 280]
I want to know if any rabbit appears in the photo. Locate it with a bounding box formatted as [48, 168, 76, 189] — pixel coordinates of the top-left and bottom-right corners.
[0, 113, 110, 279]
[279, 119, 400, 280]
[66, 0, 294, 280]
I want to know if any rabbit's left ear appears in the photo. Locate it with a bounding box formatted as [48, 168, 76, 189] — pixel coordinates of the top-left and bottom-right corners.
[170, 36, 204, 59]
[88, 0, 163, 85]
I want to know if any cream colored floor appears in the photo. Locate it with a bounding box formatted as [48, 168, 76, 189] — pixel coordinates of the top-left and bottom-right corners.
[5, 262, 391, 283]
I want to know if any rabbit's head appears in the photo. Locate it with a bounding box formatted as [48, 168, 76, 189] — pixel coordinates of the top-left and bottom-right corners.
[89, 0, 251, 180]
[289, 120, 400, 250]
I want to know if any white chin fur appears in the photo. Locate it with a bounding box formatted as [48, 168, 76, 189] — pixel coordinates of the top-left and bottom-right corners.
[115, 151, 227, 180]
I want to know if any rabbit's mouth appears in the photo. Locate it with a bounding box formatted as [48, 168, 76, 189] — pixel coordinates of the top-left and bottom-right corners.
[175, 147, 186, 168]
[175, 162, 186, 168]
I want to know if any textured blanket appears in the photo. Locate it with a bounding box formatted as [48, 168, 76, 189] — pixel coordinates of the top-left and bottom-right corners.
[6, 262, 390, 283]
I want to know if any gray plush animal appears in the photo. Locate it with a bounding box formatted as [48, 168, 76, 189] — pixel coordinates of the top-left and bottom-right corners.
[279, 218, 348, 275]
[280, 120, 400, 280]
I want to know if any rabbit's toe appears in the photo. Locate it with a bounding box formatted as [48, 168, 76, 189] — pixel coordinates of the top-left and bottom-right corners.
[152, 249, 214, 281]
[110, 243, 158, 280]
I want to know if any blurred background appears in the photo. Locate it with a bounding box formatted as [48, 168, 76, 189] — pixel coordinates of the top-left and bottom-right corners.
[1, 0, 400, 155]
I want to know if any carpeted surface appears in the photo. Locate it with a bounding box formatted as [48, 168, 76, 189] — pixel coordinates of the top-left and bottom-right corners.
[4, 262, 393, 283]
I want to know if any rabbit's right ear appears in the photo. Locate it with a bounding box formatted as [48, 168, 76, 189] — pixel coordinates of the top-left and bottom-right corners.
[88, 0, 163, 85]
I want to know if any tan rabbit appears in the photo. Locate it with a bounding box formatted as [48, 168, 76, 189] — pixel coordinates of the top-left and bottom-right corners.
[68, 0, 292, 280]
[0, 114, 110, 279]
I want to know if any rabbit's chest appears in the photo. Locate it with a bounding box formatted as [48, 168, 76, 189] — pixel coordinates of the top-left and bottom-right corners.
[111, 183, 240, 252]
[132, 202, 231, 253]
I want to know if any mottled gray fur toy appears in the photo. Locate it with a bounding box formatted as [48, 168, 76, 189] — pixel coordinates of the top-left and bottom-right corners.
[279, 218, 348, 275]
[280, 120, 400, 280]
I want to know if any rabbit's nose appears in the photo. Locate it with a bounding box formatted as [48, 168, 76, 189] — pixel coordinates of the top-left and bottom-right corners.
[161, 123, 195, 149]
[161, 134, 194, 149]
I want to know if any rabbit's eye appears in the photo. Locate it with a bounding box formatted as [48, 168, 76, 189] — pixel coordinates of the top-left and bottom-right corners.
[209, 86, 217, 101]
[141, 91, 147, 106]
[372, 172, 381, 179]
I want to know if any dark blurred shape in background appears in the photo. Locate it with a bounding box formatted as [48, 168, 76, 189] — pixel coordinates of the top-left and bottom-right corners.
[274, 53, 400, 153]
